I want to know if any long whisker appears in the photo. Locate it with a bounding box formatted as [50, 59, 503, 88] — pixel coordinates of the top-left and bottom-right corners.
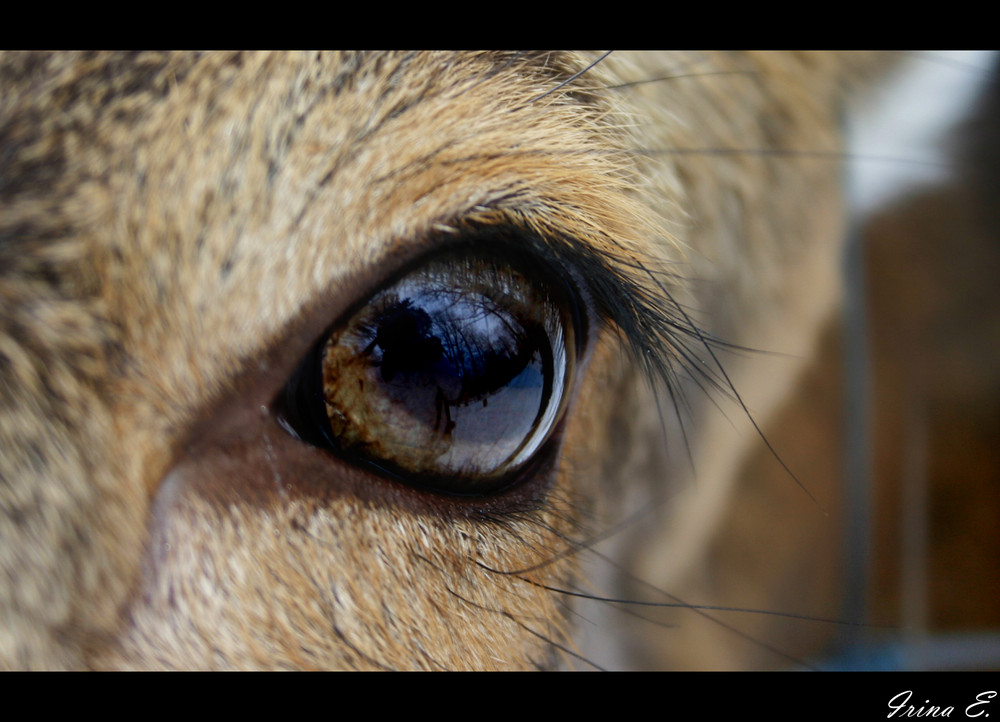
[604, 69, 759, 91]
[634, 147, 951, 170]
[529, 50, 615, 104]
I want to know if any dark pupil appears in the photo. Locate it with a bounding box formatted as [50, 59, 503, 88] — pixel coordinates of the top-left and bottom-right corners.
[369, 289, 553, 434]
[373, 301, 444, 382]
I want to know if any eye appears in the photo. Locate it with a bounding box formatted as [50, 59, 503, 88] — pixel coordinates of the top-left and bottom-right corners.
[277, 243, 581, 496]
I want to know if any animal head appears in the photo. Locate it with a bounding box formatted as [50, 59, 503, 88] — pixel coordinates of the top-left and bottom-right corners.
[2, 51, 994, 670]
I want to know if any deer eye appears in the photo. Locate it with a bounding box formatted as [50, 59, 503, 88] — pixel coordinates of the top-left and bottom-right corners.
[277, 243, 580, 496]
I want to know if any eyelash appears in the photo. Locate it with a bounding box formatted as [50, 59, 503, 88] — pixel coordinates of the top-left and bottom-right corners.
[273, 237, 588, 499]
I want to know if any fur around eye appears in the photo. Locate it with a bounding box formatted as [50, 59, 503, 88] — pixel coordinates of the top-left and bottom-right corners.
[278, 245, 580, 496]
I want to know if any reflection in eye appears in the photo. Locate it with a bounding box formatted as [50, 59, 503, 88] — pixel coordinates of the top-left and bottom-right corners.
[280, 246, 579, 496]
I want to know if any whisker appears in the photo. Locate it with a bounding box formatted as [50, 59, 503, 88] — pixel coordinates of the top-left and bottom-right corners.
[633, 146, 951, 170]
[529, 579, 820, 671]
[575, 585, 680, 632]
[520, 621, 607, 671]
[541, 582, 879, 628]
[474, 496, 892, 670]
[529, 50, 615, 105]
[903, 49, 1000, 76]
[604, 69, 760, 91]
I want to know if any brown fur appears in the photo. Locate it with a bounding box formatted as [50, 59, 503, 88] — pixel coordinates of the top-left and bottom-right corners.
[0, 51, 993, 670]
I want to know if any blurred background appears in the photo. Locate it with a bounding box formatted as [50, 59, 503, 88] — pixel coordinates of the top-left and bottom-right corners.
[579, 51, 1000, 671]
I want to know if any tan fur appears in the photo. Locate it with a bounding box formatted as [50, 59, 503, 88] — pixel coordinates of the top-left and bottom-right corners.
[0, 51, 991, 670]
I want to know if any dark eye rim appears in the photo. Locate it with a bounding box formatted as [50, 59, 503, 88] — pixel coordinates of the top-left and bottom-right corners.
[272, 226, 592, 500]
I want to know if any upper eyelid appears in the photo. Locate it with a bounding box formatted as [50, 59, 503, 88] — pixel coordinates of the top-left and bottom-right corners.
[275, 215, 596, 351]
[313, 209, 680, 391]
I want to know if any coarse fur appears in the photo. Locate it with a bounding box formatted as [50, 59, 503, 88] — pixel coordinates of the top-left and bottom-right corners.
[0, 51, 995, 670]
